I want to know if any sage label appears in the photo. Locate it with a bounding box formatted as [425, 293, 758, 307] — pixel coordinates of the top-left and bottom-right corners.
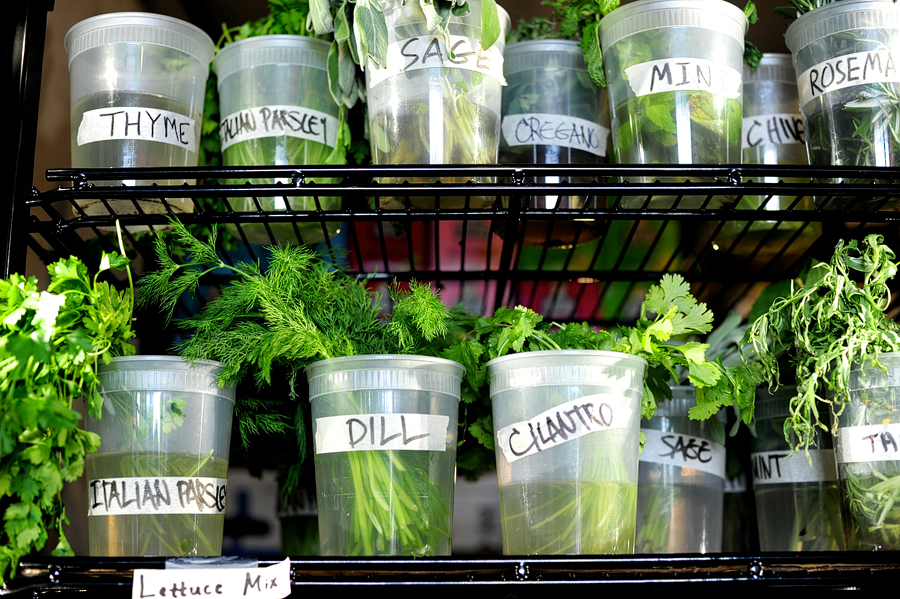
[314, 413, 449, 454]
[219, 105, 338, 151]
[750, 449, 837, 486]
[836, 422, 900, 464]
[624, 58, 742, 99]
[132, 557, 291, 599]
[797, 49, 900, 107]
[88, 477, 227, 516]
[496, 393, 634, 464]
[367, 34, 506, 87]
[639, 429, 726, 479]
[501, 113, 610, 157]
[77, 106, 197, 151]
[741, 113, 805, 149]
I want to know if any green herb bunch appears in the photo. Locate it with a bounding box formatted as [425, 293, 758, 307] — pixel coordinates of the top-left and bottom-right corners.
[0, 250, 135, 583]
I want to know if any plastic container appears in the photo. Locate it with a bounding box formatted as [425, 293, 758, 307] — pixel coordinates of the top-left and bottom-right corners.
[751, 386, 844, 551]
[85, 356, 235, 557]
[65, 13, 214, 225]
[365, 0, 510, 208]
[785, 0, 900, 208]
[498, 39, 610, 247]
[305, 355, 463, 556]
[635, 386, 725, 554]
[836, 353, 900, 550]
[487, 350, 647, 555]
[599, 0, 747, 208]
[213, 35, 341, 246]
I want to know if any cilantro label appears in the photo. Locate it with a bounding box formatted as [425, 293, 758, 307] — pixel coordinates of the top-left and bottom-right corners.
[639, 429, 726, 479]
[367, 34, 506, 87]
[501, 113, 609, 157]
[219, 105, 337, 151]
[132, 557, 290, 599]
[751, 449, 837, 486]
[77, 106, 197, 151]
[496, 393, 634, 464]
[314, 413, 450, 454]
[836, 422, 900, 464]
[88, 477, 227, 516]
[624, 58, 742, 100]
[797, 49, 900, 107]
[741, 113, 804, 149]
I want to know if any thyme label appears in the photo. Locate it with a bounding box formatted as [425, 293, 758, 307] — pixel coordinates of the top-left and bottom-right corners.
[76, 106, 197, 151]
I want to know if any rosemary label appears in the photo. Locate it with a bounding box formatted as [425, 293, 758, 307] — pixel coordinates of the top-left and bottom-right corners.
[501, 113, 610, 157]
[797, 49, 900, 107]
[219, 105, 338, 151]
[624, 58, 742, 100]
[132, 557, 291, 599]
[836, 422, 900, 464]
[750, 450, 837, 486]
[314, 413, 450, 454]
[639, 429, 726, 479]
[88, 477, 227, 516]
[367, 34, 506, 87]
[496, 393, 634, 464]
[741, 113, 805, 149]
[76, 106, 197, 151]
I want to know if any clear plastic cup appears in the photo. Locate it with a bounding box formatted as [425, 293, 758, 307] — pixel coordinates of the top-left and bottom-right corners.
[498, 39, 609, 248]
[487, 350, 647, 555]
[213, 35, 341, 246]
[85, 356, 235, 557]
[636, 386, 725, 554]
[65, 13, 214, 225]
[785, 0, 900, 209]
[599, 0, 747, 208]
[365, 0, 510, 208]
[751, 386, 844, 551]
[305, 355, 463, 556]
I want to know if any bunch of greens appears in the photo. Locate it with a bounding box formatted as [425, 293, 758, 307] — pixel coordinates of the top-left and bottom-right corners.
[0, 248, 135, 583]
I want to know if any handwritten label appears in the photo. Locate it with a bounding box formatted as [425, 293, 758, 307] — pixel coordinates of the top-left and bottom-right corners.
[367, 34, 506, 87]
[501, 113, 609, 157]
[741, 113, 804, 149]
[797, 49, 900, 107]
[88, 477, 227, 516]
[836, 422, 900, 464]
[625, 58, 742, 99]
[496, 393, 634, 464]
[77, 107, 197, 151]
[133, 558, 290, 599]
[639, 429, 726, 479]
[219, 105, 337, 151]
[314, 413, 449, 454]
[750, 449, 837, 486]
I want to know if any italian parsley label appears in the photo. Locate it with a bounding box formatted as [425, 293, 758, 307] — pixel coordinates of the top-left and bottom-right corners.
[88, 477, 227, 516]
[77, 107, 197, 151]
[496, 393, 634, 464]
[366, 34, 506, 87]
[741, 113, 805, 149]
[836, 422, 900, 464]
[314, 413, 450, 454]
[219, 105, 338, 151]
[797, 49, 900, 108]
[639, 429, 726, 479]
[750, 449, 837, 486]
[501, 113, 610, 157]
[624, 58, 742, 100]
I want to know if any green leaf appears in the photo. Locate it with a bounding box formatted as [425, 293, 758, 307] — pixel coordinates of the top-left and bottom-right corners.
[480, 0, 501, 50]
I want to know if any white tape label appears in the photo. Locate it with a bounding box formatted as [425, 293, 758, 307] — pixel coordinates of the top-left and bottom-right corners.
[836, 422, 900, 464]
[496, 393, 634, 464]
[750, 449, 837, 486]
[219, 105, 338, 151]
[639, 429, 726, 479]
[797, 49, 900, 107]
[625, 58, 742, 99]
[132, 557, 291, 599]
[77, 106, 197, 151]
[501, 113, 609, 157]
[741, 113, 805, 149]
[314, 413, 449, 454]
[367, 34, 506, 87]
[88, 477, 227, 516]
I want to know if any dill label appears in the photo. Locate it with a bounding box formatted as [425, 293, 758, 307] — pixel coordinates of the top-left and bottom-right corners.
[836, 423, 900, 464]
[750, 450, 837, 486]
[500, 113, 609, 157]
[314, 413, 450, 454]
[639, 429, 726, 479]
[367, 35, 506, 87]
[88, 476, 228, 516]
[797, 49, 900, 106]
[624, 58, 742, 99]
[219, 105, 338, 150]
[76, 103, 197, 150]
[741, 113, 804, 149]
